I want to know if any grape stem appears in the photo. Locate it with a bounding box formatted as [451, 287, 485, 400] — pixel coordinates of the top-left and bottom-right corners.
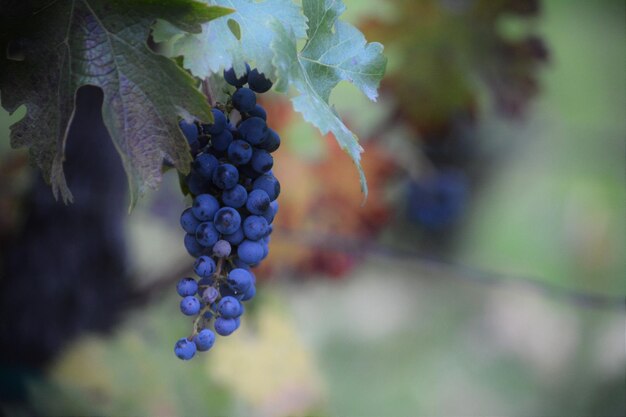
[189, 257, 224, 339]
[202, 78, 216, 107]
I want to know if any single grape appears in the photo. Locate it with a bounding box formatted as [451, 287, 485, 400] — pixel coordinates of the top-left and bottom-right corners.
[174, 338, 197, 360]
[246, 189, 270, 214]
[247, 104, 267, 120]
[237, 240, 265, 265]
[222, 226, 245, 245]
[194, 255, 216, 278]
[259, 128, 280, 153]
[192, 194, 220, 221]
[232, 88, 256, 113]
[243, 215, 269, 240]
[193, 329, 216, 351]
[213, 207, 242, 235]
[179, 119, 199, 149]
[195, 222, 219, 248]
[226, 268, 253, 293]
[203, 108, 227, 135]
[217, 296, 243, 318]
[212, 240, 231, 258]
[241, 284, 256, 301]
[214, 317, 240, 336]
[227, 140, 253, 165]
[194, 153, 219, 179]
[261, 200, 279, 224]
[176, 277, 198, 297]
[212, 163, 239, 190]
[184, 233, 205, 257]
[250, 149, 273, 174]
[210, 129, 233, 152]
[221, 184, 248, 208]
[238, 117, 268, 146]
[407, 170, 468, 229]
[253, 174, 280, 201]
[247, 69, 273, 93]
[260, 241, 269, 261]
[224, 65, 249, 87]
[180, 296, 201, 316]
[201, 286, 219, 304]
[180, 208, 200, 234]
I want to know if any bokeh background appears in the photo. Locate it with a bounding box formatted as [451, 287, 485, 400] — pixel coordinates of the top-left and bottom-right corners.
[1, 0, 624, 416]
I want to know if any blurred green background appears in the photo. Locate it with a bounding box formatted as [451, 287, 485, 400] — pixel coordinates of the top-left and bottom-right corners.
[1, 0, 624, 416]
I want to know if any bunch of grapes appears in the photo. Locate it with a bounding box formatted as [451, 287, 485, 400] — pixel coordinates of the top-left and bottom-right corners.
[407, 169, 467, 231]
[173, 67, 279, 360]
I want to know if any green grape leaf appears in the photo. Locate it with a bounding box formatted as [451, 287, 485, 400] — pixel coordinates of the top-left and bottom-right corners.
[153, 0, 307, 79]
[271, 0, 387, 198]
[0, 0, 232, 207]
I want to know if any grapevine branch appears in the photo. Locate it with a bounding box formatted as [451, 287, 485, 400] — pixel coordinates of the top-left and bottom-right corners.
[274, 227, 624, 311]
[129, 226, 624, 312]
[201, 78, 216, 108]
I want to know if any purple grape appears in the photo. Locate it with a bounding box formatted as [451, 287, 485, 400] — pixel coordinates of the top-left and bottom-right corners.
[237, 240, 265, 265]
[180, 296, 201, 316]
[238, 117, 268, 146]
[253, 174, 280, 201]
[202, 108, 227, 135]
[222, 184, 248, 208]
[246, 189, 270, 214]
[193, 153, 219, 179]
[174, 338, 197, 360]
[194, 255, 216, 278]
[177, 277, 198, 297]
[211, 129, 233, 152]
[250, 149, 273, 174]
[217, 296, 243, 318]
[213, 207, 242, 235]
[184, 233, 205, 257]
[224, 65, 249, 87]
[243, 215, 269, 240]
[212, 163, 239, 190]
[259, 128, 280, 153]
[247, 104, 267, 120]
[247, 69, 273, 93]
[261, 200, 279, 224]
[232, 88, 256, 113]
[195, 222, 219, 247]
[192, 194, 220, 221]
[179, 120, 199, 149]
[193, 329, 216, 351]
[180, 207, 200, 234]
[214, 317, 240, 336]
[227, 140, 253, 165]
[201, 286, 219, 304]
[226, 268, 253, 293]
[241, 284, 256, 301]
[222, 226, 245, 246]
[212, 239, 231, 258]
